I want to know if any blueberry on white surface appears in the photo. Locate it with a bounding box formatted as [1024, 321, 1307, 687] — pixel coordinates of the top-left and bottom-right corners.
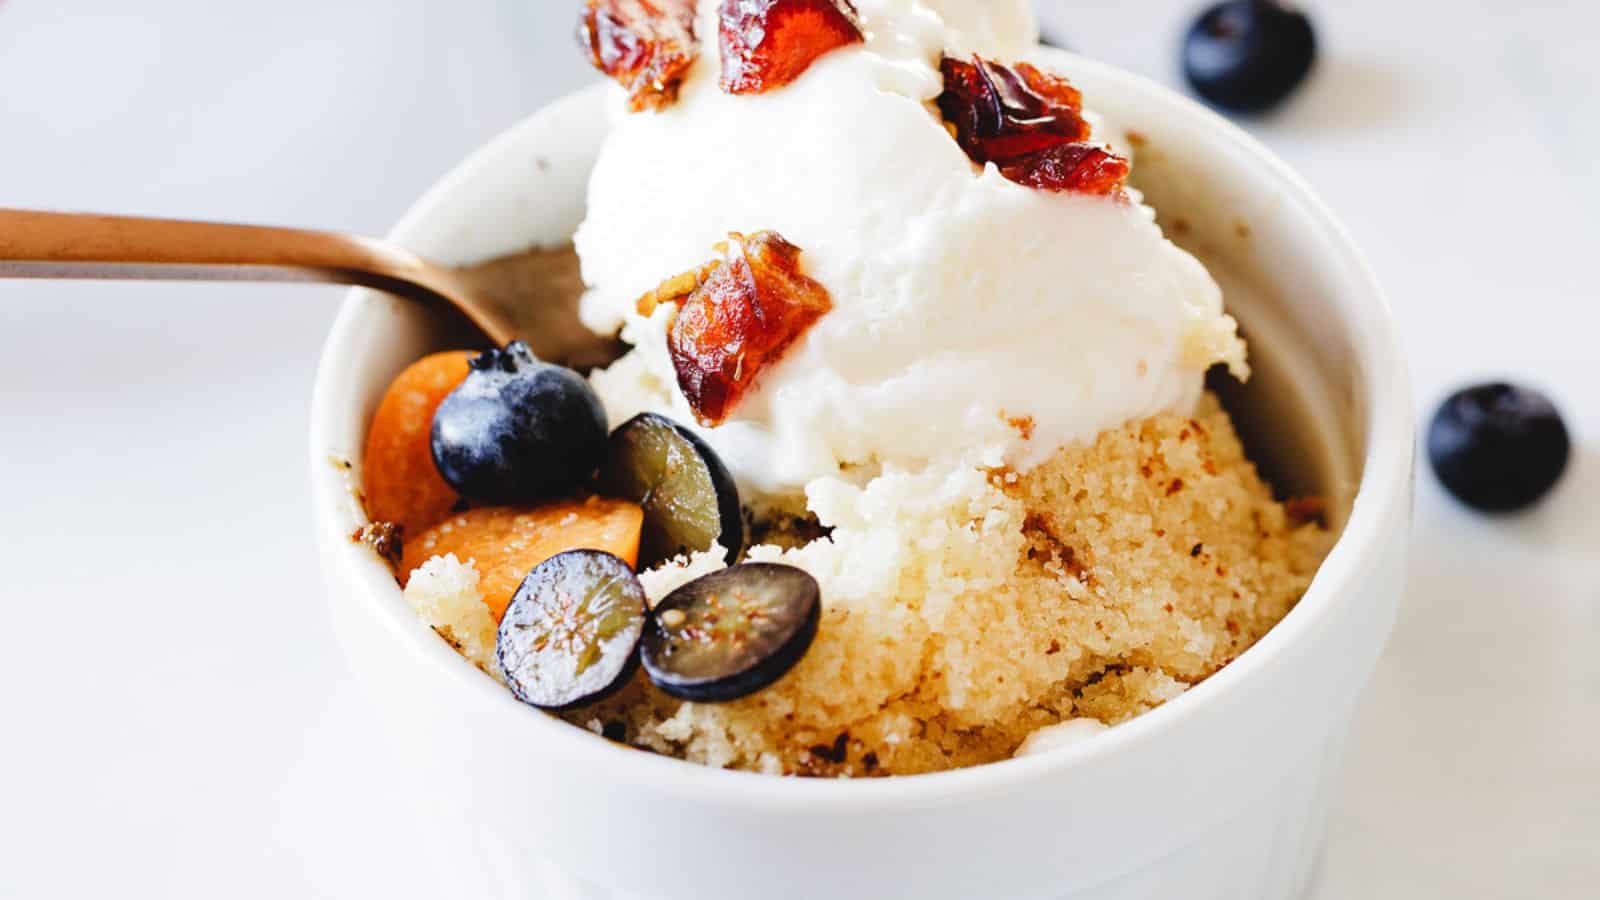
[430, 342, 608, 503]
[1427, 382, 1571, 513]
[1183, 0, 1316, 113]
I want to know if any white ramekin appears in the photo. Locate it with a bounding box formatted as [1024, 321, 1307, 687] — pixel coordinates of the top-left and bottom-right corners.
[310, 51, 1412, 900]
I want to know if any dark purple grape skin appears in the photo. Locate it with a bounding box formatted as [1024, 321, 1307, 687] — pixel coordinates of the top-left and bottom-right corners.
[431, 341, 608, 504]
[641, 563, 820, 703]
[1427, 383, 1571, 513]
[1183, 0, 1316, 114]
[597, 413, 746, 569]
[497, 550, 648, 711]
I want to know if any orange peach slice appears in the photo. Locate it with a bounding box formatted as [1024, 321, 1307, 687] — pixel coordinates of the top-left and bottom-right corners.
[400, 498, 645, 622]
[361, 351, 475, 537]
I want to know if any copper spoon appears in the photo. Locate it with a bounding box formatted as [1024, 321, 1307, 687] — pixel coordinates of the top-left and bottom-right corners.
[0, 209, 623, 367]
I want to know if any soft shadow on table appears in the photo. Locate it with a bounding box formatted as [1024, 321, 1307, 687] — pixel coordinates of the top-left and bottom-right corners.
[1261, 56, 1413, 135]
[1315, 455, 1600, 898]
[1509, 444, 1600, 557]
[1417, 443, 1600, 558]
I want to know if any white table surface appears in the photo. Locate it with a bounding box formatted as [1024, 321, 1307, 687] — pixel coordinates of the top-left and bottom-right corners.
[0, 1, 1594, 897]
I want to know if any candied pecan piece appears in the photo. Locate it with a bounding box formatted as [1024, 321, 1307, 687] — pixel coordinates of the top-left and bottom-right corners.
[718, 0, 864, 95]
[639, 232, 833, 425]
[635, 258, 720, 318]
[580, 0, 700, 112]
[999, 144, 1130, 195]
[938, 57, 1090, 158]
[937, 55, 1129, 196]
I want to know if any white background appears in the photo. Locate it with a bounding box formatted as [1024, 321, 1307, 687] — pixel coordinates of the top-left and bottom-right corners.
[1, 1, 1595, 897]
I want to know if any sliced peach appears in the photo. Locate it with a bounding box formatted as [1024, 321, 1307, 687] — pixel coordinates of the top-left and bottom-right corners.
[361, 351, 474, 537]
[400, 497, 645, 622]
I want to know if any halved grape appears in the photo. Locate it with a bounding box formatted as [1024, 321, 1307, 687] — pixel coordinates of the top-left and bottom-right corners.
[496, 550, 647, 711]
[641, 563, 820, 703]
[597, 413, 745, 568]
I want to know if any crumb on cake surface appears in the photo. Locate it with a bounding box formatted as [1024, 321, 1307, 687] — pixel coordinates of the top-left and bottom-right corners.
[408, 393, 1328, 776]
[404, 553, 504, 685]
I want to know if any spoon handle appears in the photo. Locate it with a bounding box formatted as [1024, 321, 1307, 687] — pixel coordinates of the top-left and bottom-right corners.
[0, 208, 453, 304]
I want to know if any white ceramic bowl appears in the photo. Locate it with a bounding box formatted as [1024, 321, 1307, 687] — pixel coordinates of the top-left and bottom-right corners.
[311, 51, 1412, 900]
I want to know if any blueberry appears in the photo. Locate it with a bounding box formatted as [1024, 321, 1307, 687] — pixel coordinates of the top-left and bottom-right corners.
[431, 342, 608, 503]
[597, 413, 745, 568]
[1183, 0, 1316, 114]
[641, 563, 820, 703]
[1427, 383, 1571, 513]
[497, 550, 648, 710]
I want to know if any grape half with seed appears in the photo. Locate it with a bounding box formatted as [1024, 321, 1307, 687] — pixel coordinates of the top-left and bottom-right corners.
[642, 563, 820, 703]
[597, 413, 746, 568]
[496, 550, 647, 711]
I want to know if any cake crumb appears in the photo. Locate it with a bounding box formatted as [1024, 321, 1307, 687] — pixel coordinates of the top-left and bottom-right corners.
[1002, 412, 1037, 441]
[403, 554, 504, 685]
[353, 521, 404, 566]
[1285, 496, 1328, 527]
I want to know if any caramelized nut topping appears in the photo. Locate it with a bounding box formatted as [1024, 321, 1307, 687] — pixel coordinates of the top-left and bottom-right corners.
[718, 0, 864, 95]
[937, 55, 1130, 195]
[939, 57, 1089, 158]
[639, 232, 833, 425]
[580, 0, 701, 112]
[998, 143, 1130, 195]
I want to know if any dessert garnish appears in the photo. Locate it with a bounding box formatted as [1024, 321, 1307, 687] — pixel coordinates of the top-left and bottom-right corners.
[1183, 0, 1317, 114]
[400, 498, 645, 621]
[580, 0, 701, 112]
[597, 413, 747, 568]
[641, 563, 821, 702]
[431, 342, 609, 504]
[400, 496, 643, 624]
[997, 143, 1132, 194]
[717, 0, 864, 95]
[498, 550, 649, 710]
[362, 350, 474, 536]
[1428, 382, 1571, 513]
[638, 231, 833, 426]
[937, 56, 1130, 195]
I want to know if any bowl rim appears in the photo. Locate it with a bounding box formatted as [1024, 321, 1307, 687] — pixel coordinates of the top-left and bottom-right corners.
[310, 52, 1413, 813]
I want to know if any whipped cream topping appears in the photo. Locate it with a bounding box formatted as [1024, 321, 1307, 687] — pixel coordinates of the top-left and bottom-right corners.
[578, 0, 1246, 497]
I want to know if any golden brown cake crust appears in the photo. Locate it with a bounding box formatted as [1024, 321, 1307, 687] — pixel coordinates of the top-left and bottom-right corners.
[562, 393, 1330, 776]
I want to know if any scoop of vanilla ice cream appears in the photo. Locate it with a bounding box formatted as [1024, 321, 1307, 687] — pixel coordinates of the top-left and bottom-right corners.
[916, 0, 1037, 55]
[577, 0, 1246, 497]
